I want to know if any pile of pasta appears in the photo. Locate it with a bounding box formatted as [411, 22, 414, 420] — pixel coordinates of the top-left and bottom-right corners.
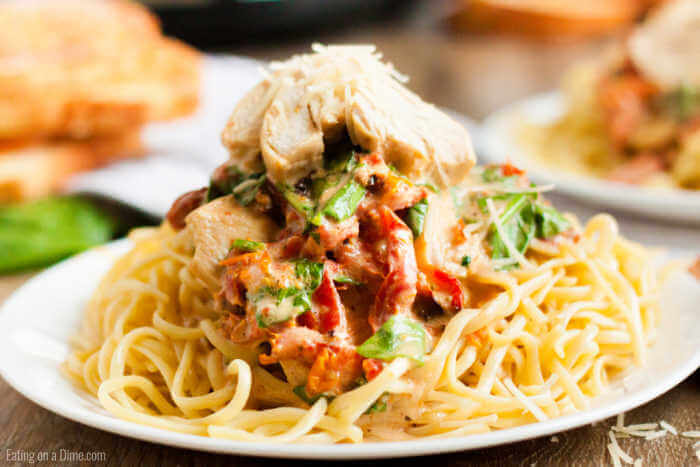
[65, 211, 661, 442]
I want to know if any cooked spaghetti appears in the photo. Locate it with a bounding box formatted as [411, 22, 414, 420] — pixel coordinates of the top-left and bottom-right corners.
[519, 0, 700, 190]
[65, 45, 662, 443]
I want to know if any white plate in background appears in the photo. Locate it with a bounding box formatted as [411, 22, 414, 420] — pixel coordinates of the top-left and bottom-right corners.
[0, 240, 698, 459]
[480, 92, 700, 224]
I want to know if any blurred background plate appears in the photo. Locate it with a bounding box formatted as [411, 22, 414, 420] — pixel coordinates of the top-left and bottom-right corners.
[480, 92, 700, 225]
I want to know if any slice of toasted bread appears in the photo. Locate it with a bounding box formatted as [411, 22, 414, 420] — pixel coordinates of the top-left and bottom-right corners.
[0, 131, 143, 203]
[0, 0, 200, 141]
[448, 0, 643, 38]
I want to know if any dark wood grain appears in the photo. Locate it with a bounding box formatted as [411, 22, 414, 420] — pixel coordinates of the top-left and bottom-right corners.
[1, 16, 699, 467]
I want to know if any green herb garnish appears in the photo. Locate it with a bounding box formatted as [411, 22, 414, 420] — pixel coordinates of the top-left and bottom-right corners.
[207, 166, 265, 205]
[279, 185, 315, 216]
[231, 239, 265, 252]
[320, 180, 366, 223]
[293, 385, 335, 405]
[461, 255, 472, 267]
[294, 259, 324, 290]
[365, 393, 389, 414]
[356, 315, 427, 364]
[481, 166, 518, 185]
[334, 275, 362, 285]
[485, 194, 569, 267]
[406, 198, 429, 238]
[664, 84, 700, 121]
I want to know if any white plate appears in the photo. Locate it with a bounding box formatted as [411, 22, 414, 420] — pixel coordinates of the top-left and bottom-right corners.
[480, 92, 700, 224]
[1, 241, 699, 459]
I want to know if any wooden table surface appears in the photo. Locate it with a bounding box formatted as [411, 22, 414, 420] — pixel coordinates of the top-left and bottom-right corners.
[1, 13, 699, 467]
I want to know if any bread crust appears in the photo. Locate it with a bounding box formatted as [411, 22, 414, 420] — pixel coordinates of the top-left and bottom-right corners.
[0, 0, 200, 140]
[0, 130, 143, 202]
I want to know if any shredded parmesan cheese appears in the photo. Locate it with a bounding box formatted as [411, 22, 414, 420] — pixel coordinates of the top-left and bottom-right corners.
[659, 420, 677, 436]
[608, 431, 634, 464]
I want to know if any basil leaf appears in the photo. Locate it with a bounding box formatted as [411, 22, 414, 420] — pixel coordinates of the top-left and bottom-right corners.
[357, 315, 427, 363]
[461, 255, 471, 267]
[321, 180, 366, 222]
[406, 198, 429, 238]
[533, 203, 569, 239]
[0, 197, 114, 273]
[294, 259, 324, 290]
[293, 385, 335, 405]
[231, 239, 265, 252]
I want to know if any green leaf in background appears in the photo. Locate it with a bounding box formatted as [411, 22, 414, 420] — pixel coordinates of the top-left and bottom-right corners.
[356, 315, 427, 364]
[0, 197, 115, 273]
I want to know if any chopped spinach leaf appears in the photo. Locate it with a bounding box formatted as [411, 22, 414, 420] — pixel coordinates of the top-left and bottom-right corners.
[664, 84, 700, 121]
[252, 286, 306, 328]
[294, 259, 324, 290]
[207, 166, 265, 205]
[321, 180, 366, 222]
[279, 185, 315, 216]
[406, 198, 429, 238]
[485, 193, 569, 266]
[334, 275, 362, 285]
[293, 385, 335, 405]
[232, 174, 266, 206]
[357, 315, 427, 363]
[481, 166, 518, 185]
[231, 239, 265, 252]
[487, 194, 536, 262]
[365, 393, 389, 414]
[533, 203, 569, 239]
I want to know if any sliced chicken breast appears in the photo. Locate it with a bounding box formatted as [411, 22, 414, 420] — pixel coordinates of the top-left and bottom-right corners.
[221, 44, 476, 188]
[185, 195, 279, 292]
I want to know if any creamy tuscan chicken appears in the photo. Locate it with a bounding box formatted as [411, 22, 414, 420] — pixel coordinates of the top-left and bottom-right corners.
[165, 45, 570, 403]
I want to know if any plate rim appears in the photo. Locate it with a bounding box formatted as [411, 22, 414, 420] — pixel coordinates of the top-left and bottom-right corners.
[480, 91, 700, 224]
[0, 240, 698, 460]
